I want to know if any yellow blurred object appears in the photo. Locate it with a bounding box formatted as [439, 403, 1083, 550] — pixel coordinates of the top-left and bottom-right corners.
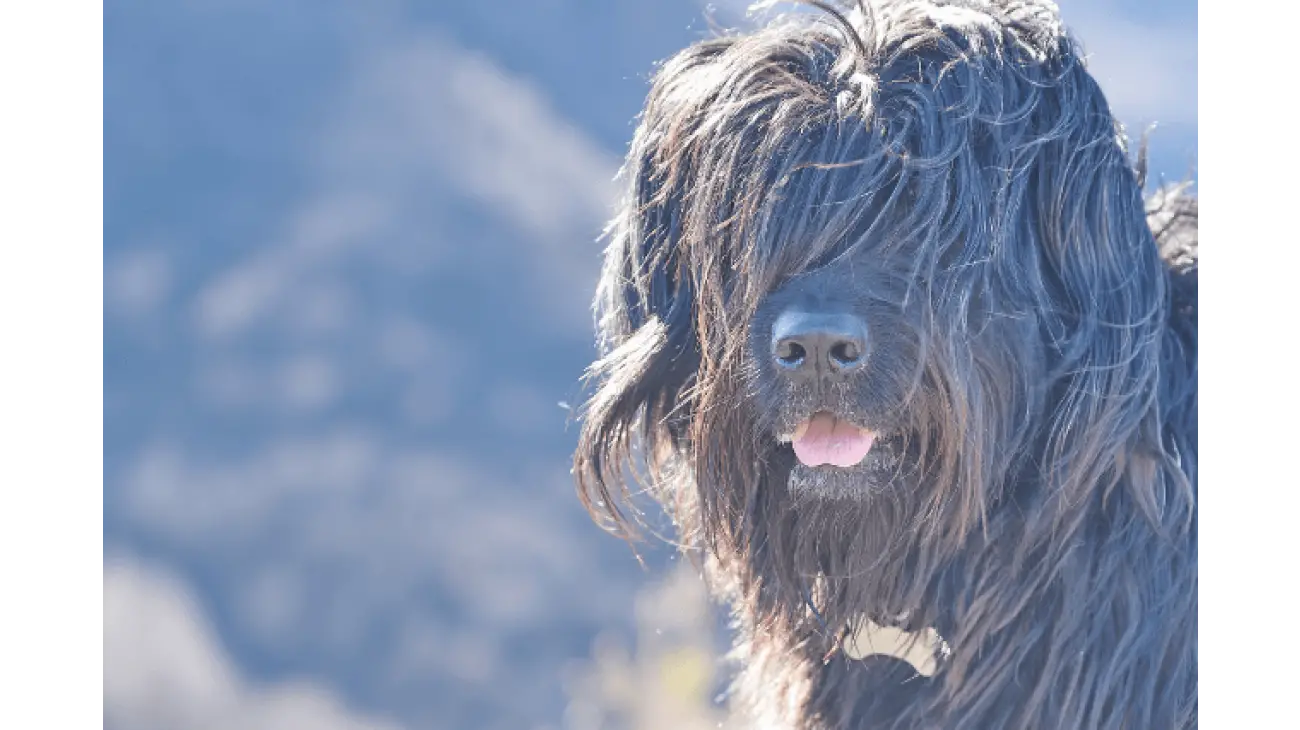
[658, 646, 713, 702]
[562, 564, 729, 730]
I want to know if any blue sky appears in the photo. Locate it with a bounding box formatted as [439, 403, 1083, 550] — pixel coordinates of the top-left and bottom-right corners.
[104, 2, 1197, 728]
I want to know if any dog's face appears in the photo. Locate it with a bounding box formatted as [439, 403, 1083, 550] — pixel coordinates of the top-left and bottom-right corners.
[731, 181, 1049, 507]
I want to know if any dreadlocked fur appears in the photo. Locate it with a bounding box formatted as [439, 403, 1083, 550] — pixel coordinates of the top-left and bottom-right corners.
[573, 1, 1197, 728]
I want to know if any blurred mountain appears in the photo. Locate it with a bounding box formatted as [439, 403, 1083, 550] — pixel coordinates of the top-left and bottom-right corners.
[106, 2, 706, 727]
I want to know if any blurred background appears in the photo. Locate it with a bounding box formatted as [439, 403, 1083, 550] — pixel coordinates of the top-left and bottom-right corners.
[103, 1, 1196, 728]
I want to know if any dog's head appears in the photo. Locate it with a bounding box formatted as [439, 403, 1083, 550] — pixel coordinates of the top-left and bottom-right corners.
[574, 1, 1191, 589]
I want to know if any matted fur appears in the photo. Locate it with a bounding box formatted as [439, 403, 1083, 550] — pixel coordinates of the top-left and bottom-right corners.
[573, 1, 1197, 728]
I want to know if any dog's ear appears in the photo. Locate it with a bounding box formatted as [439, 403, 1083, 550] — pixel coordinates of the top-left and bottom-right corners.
[1023, 81, 1196, 532]
[572, 42, 737, 537]
[572, 220, 698, 538]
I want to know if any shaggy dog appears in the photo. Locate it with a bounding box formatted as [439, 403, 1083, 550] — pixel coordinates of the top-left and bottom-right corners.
[572, 1, 1197, 727]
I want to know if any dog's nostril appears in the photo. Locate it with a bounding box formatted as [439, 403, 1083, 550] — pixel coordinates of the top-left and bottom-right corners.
[830, 341, 862, 366]
[775, 340, 807, 367]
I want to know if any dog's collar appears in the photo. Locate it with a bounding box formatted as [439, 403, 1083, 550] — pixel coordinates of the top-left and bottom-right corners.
[839, 617, 951, 677]
[804, 584, 952, 676]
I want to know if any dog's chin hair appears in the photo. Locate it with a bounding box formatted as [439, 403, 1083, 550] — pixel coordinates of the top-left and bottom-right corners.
[787, 455, 905, 500]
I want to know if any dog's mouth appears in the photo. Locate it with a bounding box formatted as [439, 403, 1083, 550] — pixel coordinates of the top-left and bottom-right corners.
[785, 411, 878, 468]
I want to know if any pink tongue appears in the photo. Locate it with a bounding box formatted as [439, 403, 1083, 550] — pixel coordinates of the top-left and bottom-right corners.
[793, 413, 875, 468]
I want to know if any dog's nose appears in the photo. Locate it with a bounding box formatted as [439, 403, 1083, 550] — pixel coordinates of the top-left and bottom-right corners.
[771, 309, 869, 379]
